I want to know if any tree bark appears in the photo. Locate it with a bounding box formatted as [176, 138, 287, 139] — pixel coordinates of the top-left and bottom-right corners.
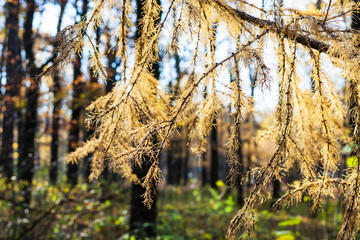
[210, 118, 219, 189]
[130, 158, 157, 237]
[67, 0, 88, 185]
[182, 130, 190, 186]
[105, 35, 117, 93]
[201, 151, 208, 186]
[18, 0, 37, 204]
[50, 0, 67, 185]
[236, 132, 244, 206]
[66, 55, 83, 185]
[129, 0, 161, 237]
[1, 0, 22, 179]
[84, 27, 101, 181]
[102, 30, 118, 182]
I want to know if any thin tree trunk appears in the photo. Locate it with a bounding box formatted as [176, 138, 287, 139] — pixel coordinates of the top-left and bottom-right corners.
[273, 0, 284, 199]
[1, 0, 22, 179]
[209, 26, 219, 189]
[316, 0, 322, 9]
[105, 30, 117, 93]
[182, 128, 190, 186]
[50, 0, 67, 184]
[201, 151, 208, 186]
[234, 67, 245, 205]
[237, 130, 244, 205]
[202, 85, 209, 187]
[102, 30, 118, 182]
[66, 56, 83, 185]
[210, 118, 219, 188]
[167, 26, 183, 185]
[84, 27, 101, 181]
[50, 76, 61, 184]
[67, 0, 88, 185]
[166, 136, 183, 185]
[166, 147, 176, 185]
[18, 0, 37, 204]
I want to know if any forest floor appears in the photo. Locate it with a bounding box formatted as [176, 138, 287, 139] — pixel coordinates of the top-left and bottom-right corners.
[0, 173, 346, 240]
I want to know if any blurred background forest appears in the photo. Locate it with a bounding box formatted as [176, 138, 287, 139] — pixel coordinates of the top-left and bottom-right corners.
[0, 0, 355, 239]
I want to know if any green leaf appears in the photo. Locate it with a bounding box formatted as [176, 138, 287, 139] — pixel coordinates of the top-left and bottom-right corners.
[115, 216, 124, 226]
[277, 234, 295, 240]
[225, 206, 233, 213]
[278, 217, 302, 227]
[203, 233, 212, 239]
[346, 156, 358, 167]
[216, 180, 225, 188]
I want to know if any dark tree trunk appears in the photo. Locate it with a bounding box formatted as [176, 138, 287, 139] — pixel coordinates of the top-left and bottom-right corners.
[201, 86, 209, 187]
[1, 0, 22, 179]
[174, 157, 182, 185]
[50, 75, 61, 184]
[130, 158, 157, 237]
[84, 27, 101, 181]
[316, 0, 322, 9]
[201, 151, 208, 186]
[50, 0, 67, 185]
[210, 118, 219, 188]
[167, 42, 183, 186]
[229, 63, 245, 205]
[105, 30, 117, 94]
[236, 126, 244, 206]
[66, 55, 83, 185]
[102, 30, 118, 182]
[18, 0, 37, 205]
[166, 149, 176, 185]
[208, 25, 219, 189]
[67, 0, 88, 185]
[182, 133, 190, 186]
[129, 0, 161, 237]
[166, 138, 183, 185]
[272, 179, 281, 199]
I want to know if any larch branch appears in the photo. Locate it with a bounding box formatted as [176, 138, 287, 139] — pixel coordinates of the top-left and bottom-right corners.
[212, 0, 331, 53]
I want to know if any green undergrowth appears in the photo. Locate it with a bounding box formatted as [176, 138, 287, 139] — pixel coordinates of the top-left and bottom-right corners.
[0, 175, 353, 240]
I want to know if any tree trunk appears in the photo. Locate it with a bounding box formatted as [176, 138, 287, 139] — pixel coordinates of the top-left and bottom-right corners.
[66, 56, 83, 185]
[50, 76, 61, 184]
[236, 117, 244, 206]
[272, 178, 281, 199]
[18, 0, 37, 204]
[167, 137, 183, 185]
[130, 157, 157, 237]
[167, 41, 183, 186]
[210, 118, 219, 188]
[102, 30, 118, 182]
[209, 25, 219, 189]
[182, 130, 190, 186]
[66, 0, 88, 185]
[166, 148, 176, 185]
[50, 0, 67, 185]
[129, 0, 161, 237]
[84, 27, 101, 181]
[201, 151, 208, 186]
[105, 36, 117, 93]
[1, 0, 22, 179]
